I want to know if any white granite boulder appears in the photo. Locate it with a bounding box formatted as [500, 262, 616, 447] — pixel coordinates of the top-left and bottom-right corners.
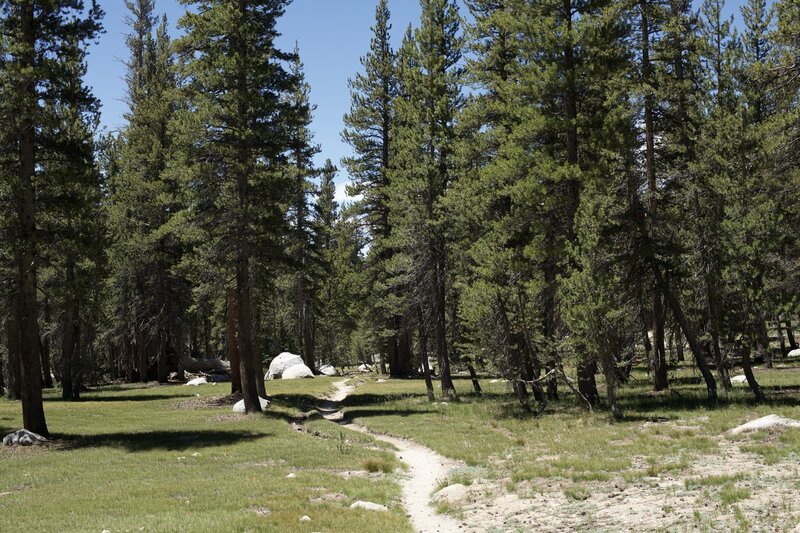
[232, 397, 271, 413]
[730, 375, 748, 385]
[358, 364, 373, 373]
[319, 364, 339, 376]
[788, 348, 800, 358]
[266, 352, 305, 379]
[350, 500, 388, 512]
[729, 414, 800, 435]
[283, 363, 315, 379]
[185, 376, 208, 386]
[432, 483, 471, 504]
[3, 429, 47, 446]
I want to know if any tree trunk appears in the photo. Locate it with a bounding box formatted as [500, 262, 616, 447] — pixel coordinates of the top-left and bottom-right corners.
[577, 358, 599, 406]
[227, 286, 242, 395]
[252, 288, 266, 398]
[760, 318, 773, 367]
[675, 322, 685, 362]
[659, 274, 717, 402]
[433, 247, 455, 399]
[176, 320, 186, 381]
[41, 297, 53, 388]
[742, 348, 765, 403]
[386, 329, 398, 376]
[418, 315, 435, 402]
[16, 1, 48, 436]
[6, 297, 22, 400]
[61, 258, 80, 400]
[467, 364, 482, 396]
[786, 319, 798, 350]
[600, 347, 623, 419]
[157, 330, 168, 384]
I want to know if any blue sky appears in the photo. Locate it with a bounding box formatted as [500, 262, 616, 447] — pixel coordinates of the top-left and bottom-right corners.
[85, 0, 751, 201]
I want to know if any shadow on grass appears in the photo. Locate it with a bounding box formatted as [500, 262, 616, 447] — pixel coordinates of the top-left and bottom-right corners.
[53, 429, 267, 452]
[45, 394, 194, 403]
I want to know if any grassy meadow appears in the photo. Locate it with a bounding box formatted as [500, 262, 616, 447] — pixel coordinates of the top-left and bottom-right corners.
[2, 362, 800, 531]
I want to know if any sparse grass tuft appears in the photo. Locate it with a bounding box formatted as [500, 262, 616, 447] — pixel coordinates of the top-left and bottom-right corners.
[364, 457, 396, 473]
[563, 485, 591, 501]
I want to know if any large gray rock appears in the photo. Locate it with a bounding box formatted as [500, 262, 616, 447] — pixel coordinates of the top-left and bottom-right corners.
[232, 397, 270, 413]
[3, 429, 47, 446]
[266, 352, 305, 380]
[350, 500, 388, 512]
[181, 355, 231, 373]
[283, 363, 315, 379]
[319, 364, 339, 376]
[358, 364, 373, 373]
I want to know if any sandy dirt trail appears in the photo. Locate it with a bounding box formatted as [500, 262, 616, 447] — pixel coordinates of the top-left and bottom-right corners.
[319, 380, 463, 533]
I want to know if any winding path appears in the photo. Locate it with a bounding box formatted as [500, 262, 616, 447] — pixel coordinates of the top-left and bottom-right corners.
[319, 380, 463, 533]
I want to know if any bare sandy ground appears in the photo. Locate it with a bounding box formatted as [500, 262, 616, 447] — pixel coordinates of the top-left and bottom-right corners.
[321, 381, 800, 532]
[323, 381, 463, 533]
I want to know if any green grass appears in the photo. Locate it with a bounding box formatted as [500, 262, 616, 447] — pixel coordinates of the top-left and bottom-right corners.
[3, 361, 800, 531]
[0, 377, 410, 532]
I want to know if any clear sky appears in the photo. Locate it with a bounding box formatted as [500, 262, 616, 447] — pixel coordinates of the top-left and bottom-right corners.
[85, 0, 751, 202]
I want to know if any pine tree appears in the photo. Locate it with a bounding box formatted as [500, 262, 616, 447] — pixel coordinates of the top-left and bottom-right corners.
[390, 0, 464, 398]
[286, 48, 321, 372]
[174, 0, 293, 412]
[0, 0, 103, 436]
[342, 0, 409, 376]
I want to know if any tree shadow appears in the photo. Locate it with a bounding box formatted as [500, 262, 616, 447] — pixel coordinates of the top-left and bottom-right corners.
[45, 394, 194, 403]
[53, 429, 267, 452]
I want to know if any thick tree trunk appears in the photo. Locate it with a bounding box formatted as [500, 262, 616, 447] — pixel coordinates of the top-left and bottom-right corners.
[252, 289, 266, 398]
[16, 2, 48, 436]
[227, 286, 242, 395]
[6, 297, 22, 400]
[776, 318, 787, 357]
[386, 329, 399, 376]
[674, 322, 685, 362]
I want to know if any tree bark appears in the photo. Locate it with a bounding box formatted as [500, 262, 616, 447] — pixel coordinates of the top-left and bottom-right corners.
[227, 286, 242, 395]
[15, 1, 48, 436]
[6, 296, 22, 400]
[742, 348, 765, 403]
[252, 288, 266, 398]
[157, 330, 168, 384]
[418, 314, 435, 402]
[467, 364, 482, 396]
[433, 245, 455, 398]
[41, 297, 53, 388]
[786, 319, 798, 350]
[577, 359, 599, 406]
[61, 257, 81, 400]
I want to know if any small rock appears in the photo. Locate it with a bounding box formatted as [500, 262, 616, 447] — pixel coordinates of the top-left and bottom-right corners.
[376, 379, 387, 383]
[3, 429, 47, 447]
[185, 377, 207, 386]
[433, 484, 471, 504]
[287, 473, 297, 478]
[788, 348, 800, 358]
[350, 500, 389, 512]
[319, 364, 339, 376]
[191, 453, 200, 457]
[299, 515, 312, 522]
[730, 375, 748, 385]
